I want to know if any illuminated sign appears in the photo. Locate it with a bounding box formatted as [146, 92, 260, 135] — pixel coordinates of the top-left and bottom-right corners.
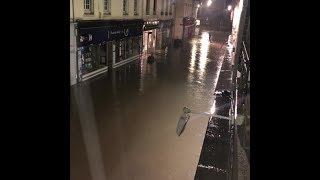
[79, 34, 93, 42]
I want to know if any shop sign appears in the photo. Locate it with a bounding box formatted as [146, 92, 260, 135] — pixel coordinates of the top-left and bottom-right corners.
[107, 26, 142, 40]
[79, 34, 93, 42]
[144, 20, 160, 31]
[77, 22, 143, 47]
[108, 28, 130, 38]
[77, 27, 107, 47]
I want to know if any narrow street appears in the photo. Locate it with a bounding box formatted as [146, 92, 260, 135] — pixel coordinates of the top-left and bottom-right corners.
[70, 29, 231, 180]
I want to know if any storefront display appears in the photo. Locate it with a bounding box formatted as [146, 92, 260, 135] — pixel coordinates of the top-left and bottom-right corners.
[113, 36, 143, 68]
[76, 20, 144, 81]
[80, 44, 108, 74]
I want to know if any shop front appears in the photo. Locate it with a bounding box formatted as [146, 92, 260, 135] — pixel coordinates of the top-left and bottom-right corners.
[183, 17, 196, 39]
[76, 20, 143, 82]
[156, 19, 174, 53]
[76, 26, 109, 82]
[143, 20, 159, 55]
[107, 23, 143, 68]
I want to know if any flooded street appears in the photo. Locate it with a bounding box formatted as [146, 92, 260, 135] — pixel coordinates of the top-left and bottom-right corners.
[71, 29, 230, 180]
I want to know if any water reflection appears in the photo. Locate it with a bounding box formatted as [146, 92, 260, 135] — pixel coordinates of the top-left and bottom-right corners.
[139, 59, 145, 94]
[73, 84, 107, 180]
[199, 32, 210, 79]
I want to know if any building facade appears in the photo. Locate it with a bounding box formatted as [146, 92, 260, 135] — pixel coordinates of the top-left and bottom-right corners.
[142, 0, 175, 55]
[173, 0, 195, 41]
[70, 0, 144, 84]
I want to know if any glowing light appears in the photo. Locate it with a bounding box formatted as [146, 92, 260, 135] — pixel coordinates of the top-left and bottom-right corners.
[199, 32, 210, 78]
[189, 40, 197, 74]
[227, 5, 232, 11]
[197, 4, 200, 8]
[207, 0, 212, 6]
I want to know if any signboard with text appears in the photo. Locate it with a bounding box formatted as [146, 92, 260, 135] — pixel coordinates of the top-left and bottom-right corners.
[77, 22, 143, 47]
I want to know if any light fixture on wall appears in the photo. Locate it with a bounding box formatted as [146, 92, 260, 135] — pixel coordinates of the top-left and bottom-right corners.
[176, 106, 232, 136]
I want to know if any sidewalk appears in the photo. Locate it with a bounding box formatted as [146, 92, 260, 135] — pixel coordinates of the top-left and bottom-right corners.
[194, 36, 233, 180]
[194, 34, 250, 180]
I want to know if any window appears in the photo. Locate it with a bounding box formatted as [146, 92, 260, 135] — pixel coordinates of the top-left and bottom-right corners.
[185, 3, 188, 16]
[134, 0, 138, 15]
[169, 0, 172, 15]
[84, 0, 93, 14]
[123, 0, 128, 15]
[146, 0, 150, 15]
[161, 0, 164, 15]
[165, 0, 169, 15]
[153, 0, 157, 15]
[104, 0, 111, 15]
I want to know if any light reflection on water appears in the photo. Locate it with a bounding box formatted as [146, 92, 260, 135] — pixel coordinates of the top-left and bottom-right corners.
[186, 31, 226, 113]
[199, 32, 210, 80]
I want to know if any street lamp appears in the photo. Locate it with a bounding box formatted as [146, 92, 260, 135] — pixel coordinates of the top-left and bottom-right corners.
[176, 106, 232, 136]
[207, 0, 212, 7]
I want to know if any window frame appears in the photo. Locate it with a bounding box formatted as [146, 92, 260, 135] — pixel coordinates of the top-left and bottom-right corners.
[134, 0, 139, 15]
[84, 0, 93, 14]
[146, 0, 150, 15]
[104, 0, 111, 15]
[123, 0, 129, 15]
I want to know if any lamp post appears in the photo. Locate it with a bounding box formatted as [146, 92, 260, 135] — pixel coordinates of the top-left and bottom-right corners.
[176, 106, 232, 136]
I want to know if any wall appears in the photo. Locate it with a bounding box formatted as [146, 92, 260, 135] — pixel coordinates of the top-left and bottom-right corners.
[143, 0, 156, 20]
[231, 0, 244, 47]
[173, 0, 183, 39]
[173, 17, 183, 39]
[174, 0, 193, 18]
[193, 1, 200, 19]
[173, 0, 194, 39]
[70, 23, 77, 86]
[142, 0, 175, 21]
[70, 0, 74, 21]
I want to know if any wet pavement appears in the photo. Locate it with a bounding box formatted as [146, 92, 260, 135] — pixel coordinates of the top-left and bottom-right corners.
[71, 29, 231, 180]
[194, 39, 234, 180]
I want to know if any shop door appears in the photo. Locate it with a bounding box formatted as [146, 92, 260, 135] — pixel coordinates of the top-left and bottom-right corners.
[147, 32, 153, 54]
[106, 41, 113, 67]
